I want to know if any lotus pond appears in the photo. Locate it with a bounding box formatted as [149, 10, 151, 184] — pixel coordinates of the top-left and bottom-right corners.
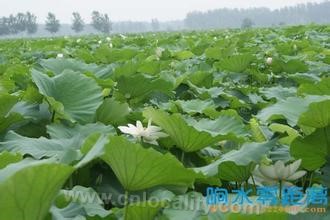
[0, 24, 329, 220]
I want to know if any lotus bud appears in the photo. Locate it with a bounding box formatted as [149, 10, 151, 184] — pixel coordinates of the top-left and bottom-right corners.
[266, 57, 273, 65]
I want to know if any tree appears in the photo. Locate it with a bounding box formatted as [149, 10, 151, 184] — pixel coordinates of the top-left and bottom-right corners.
[7, 15, 19, 34]
[45, 12, 60, 34]
[91, 11, 112, 33]
[15, 13, 26, 33]
[241, 18, 254, 29]
[151, 18, 160, 31]
[25, 12, 38, 34]
[71, 12, 84, 33]
[0, 17, 9, 35]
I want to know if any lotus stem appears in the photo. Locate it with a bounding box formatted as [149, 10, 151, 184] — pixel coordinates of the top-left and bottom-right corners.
[51, 110, 55, 122]
[279, 180, 282, 201]
[251, 175, 257, 194]
[308, 172, 314, 188]
[181, 151, 185, 163]
[124, 190, 129, 220]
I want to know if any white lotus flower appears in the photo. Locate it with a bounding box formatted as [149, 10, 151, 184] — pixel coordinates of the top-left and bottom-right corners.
[106, 37, 111, 42]
[266, 57, 273, 65]
[213, 37, 217, 40]
[155, 47, 164, 58]
[76, 38, 81, 43]
[119, 34, 127, 39]
[118, 119, 168, 145]
[109, 43, 113, 48]
[56, 53, 64, 58]
[253, 159, 306, 186]
[98, 40, 102, 44]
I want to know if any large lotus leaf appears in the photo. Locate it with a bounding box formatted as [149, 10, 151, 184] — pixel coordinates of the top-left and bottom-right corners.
[116, 73, 174, 102]
[124, 201, 165, 220]
[185, 71, 214, 88]
[9, 101, 51, 121]
[159, 192, 207, 220]
[144, 108, 247, 152]
[31, 69, 103, 124]
[214, 54, 253, 72]
[96, 98, 131, 125]
[259, 86, 297, 101]
[100, 136, 196, 191]
[0, 151, 22, 169]
[174, 51, 195, 60]
[291, 127, 330, 171]
[298, 100, 330, 128]
[175, 99, 216, 115]
[188, 82, 225, 99]
[75, 133, 109, 169]
[0, 94, 23, 133]
[0, 93, 17, 116]
[218, 161, 255, 182]
[47, 122, 115, 139]
[186, 110, 248, 139]
[205, 47, 222, 60]
[257, 96, 330, 126]
[0, 159, 74, 220]
[298, 77, 330, 95]
[94, 47, 138, 63]
[0, 77, 15, 93]
[269, 123, 300, 145]
[39, 58, 113, 78]
[137, 60, 161, 75]
[194, 140, 276, 177]
[249, 118, 267, 142]
[282, 59, 308, 74]
[0, 131, 82, 161]
[51, 186, 110, 220]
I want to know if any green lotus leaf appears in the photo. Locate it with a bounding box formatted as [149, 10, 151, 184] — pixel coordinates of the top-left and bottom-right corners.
[47, 122, 115, 139]
[194, 140, 276, 177]
[269, 123, 300, 145]
[31, 69, 103, 124]
[116, 73, 175, 103]
[144, 108, 247, 152]
[298, 77, 330, 95]
[0, 151, 22, 169]
[0, 94, 23, 133]
[174, 51, 195, 60]
[39, 58, 112, 77]
[0, 159, 74, 220]
[218, 161, 255, 182]
[51, 186, 110, 219]
[0, 131, 82, 161]
[257, 96, 330, 126]
[291, 127, 330, 171]
[96, 98, 131, 126]
[124, 201, 165, 220]
[101, 136, 196, 191]
[94, 47, 138, 63]
[282, 59, 308, 74]
[298, 100, 330, 128]
[175, 99, 216, 115]
[260, 86, 297, 101]
[214, 54, 253, 72]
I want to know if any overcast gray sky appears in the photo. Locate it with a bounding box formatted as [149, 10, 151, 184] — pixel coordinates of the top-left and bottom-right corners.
[0, 0, 325, 23]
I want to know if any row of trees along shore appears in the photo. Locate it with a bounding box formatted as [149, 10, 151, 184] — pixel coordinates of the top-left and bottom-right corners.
[1, 1, 330, 36]
[0, 11, 113, 36]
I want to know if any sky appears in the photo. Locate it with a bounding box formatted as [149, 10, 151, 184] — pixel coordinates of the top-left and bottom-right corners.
[0, 0, 325, 23]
